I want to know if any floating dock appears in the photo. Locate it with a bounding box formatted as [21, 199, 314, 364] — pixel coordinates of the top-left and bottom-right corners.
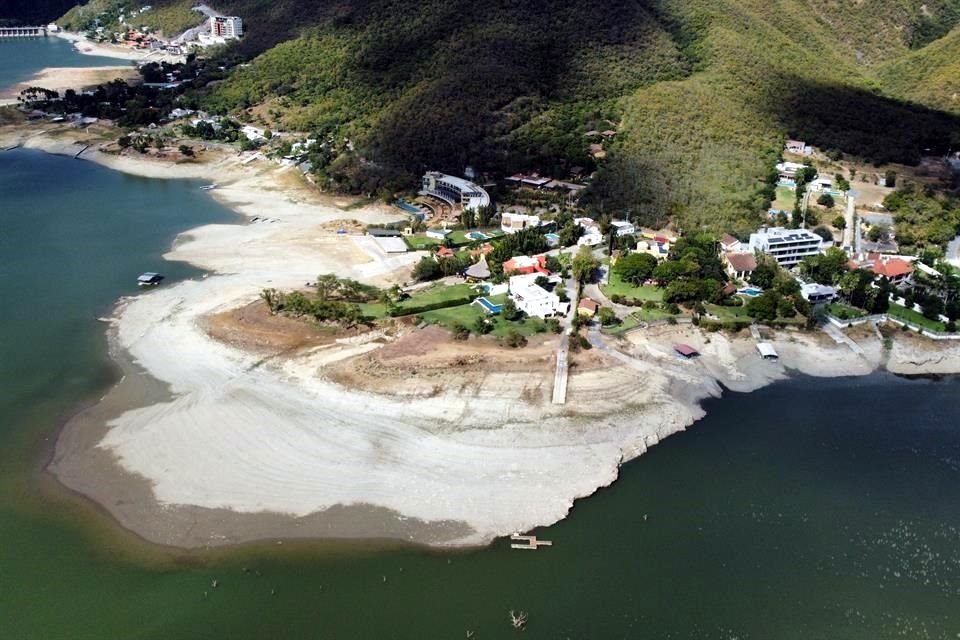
[510, 534, 553, 550]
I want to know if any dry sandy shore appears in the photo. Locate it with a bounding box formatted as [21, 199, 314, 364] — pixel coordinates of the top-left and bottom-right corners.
[6, 125, 960, 549]
[55, 31, 160, 62]
[0, 66, 139, 100]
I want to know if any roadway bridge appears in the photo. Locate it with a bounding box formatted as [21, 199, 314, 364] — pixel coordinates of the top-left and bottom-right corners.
[0, 26, 48, 38]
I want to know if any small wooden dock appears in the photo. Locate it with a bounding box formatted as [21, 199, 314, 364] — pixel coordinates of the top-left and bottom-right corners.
[510, 534, 553, 550]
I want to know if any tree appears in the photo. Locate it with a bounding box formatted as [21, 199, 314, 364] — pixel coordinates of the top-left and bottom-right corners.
[505, 330, 527, 348]
[922, 297, 944, 321]
[450, 321, 470, 340]
[800, 247, 849, 284]
[555, 282, 568, 302]
[118, 135, 132, 149]
[614, 252, 658, 285]
[501, 297, 520, 321]
[652, 259, 698, 286]
[597, 307, 619, 326]
[178, 144, 194, 157]
[812, 226, 833, 242]
[749, 258, 778, 289]
[315, 274, 340, 301]
[746, 290, 781, 322]
[571, 246, 599, 284]
[473, 315, 493, 334]
[817, 193, 835, 209]
[884, 170, 897, 188]
[834, 174, 850, 192]
[412, 257, 442, 281]
[867, 225, 888, 242]
[832, 215, 846, 230]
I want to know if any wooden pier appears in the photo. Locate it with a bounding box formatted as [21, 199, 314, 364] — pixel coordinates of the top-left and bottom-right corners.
[0, 27, 49, 39]
[510, 534, 553, 550]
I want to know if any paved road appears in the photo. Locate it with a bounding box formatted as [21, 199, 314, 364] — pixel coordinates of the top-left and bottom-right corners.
[946, 234, 960, 261]
[551, 274, 579, 404]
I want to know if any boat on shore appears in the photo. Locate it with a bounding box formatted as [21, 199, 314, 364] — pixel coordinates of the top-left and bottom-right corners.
[137, 272, 164, 287]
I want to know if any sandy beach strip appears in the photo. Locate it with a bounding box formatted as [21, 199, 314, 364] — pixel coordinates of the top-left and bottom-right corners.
[54, 31, 156, 62]
[0, 66, 139, 99]
[8, 125, 958, 549]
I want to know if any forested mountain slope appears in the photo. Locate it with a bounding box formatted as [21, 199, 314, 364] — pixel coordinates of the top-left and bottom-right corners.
[55, 0, 960, 233]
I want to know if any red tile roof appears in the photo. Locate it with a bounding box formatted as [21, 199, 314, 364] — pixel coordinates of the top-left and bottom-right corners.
[871, 259, 913, 279]
[725, 252, 757, 273]
[578, 298, 599, 312]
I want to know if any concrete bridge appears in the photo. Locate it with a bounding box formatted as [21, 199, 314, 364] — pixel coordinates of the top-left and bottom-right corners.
[0, 26, 48, 39]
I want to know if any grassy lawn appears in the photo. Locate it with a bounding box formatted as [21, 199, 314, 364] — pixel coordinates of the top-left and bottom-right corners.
[705, 303, 751, 321]
[420, 302, 550, 336]
[887, 303, 946, 332]
[404, 235, 441, 250]
[602, 308, 676, 335]
[825, 303, 867, 319]
[600, 271, 663, 301]
[360, 283, 479, 319]
[773, 185, 795, 211]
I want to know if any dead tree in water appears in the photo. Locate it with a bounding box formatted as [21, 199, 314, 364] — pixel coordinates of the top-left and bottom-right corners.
[509, 610, 528, 630]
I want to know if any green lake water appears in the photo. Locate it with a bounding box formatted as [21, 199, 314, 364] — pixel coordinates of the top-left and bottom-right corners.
[2, 73, 960, 639]
[0, 36, 125, 92]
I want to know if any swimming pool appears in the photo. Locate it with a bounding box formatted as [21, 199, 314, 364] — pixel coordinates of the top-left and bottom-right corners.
[468, 231, 489, 241]
[475, 297, 503, 314]
[394, 199, 421, 214]
[738, 287, 762, 297]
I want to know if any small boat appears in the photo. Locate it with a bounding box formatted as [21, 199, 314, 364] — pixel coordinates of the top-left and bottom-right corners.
[137, 272, 165, 287]
[200, 184, 217, 191]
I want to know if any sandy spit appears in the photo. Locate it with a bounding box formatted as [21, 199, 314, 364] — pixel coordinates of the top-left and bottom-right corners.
[0, 66, 139, 100]
[12, 126, 958, 549]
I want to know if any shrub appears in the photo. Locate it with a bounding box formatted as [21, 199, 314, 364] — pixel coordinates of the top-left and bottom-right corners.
[546, 318, 562, 334]
[450, 322, 470, 340]
[505, 330, 527, 348]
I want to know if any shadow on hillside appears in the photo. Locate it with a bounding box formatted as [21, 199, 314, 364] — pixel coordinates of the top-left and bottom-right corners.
[773, 79, 960, 165]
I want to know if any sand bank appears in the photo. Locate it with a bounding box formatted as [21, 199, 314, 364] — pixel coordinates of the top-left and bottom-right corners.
[0, 66, 138, 99]
[8, 125, 958, 549]
[55, 31, 159, 62]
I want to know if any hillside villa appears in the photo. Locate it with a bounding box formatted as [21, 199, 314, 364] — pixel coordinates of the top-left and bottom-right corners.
[575, 218, 604, 246]
[503, 254, 550, 276]
[501, 212, 543, 234]
[748, 227, 822, 268]
[723, 252, 758, 281]
[509, 274, 569, 318]
[610, 220, 636, 237]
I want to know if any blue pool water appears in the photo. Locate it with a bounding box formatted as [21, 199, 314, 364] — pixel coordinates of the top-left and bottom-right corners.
[475, 297, 503, 314]
[739, 287, 763, 297]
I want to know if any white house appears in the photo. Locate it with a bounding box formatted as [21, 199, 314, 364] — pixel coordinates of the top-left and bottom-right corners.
[241, 125, 265, 141]
[501, 212, 542, 234]
[425, 228, 450, 240]
[800, 282, 838, 303]
[575, 217, 603, 246]
[610, 219, 636, 237]
[509, 274, 569, 318]
[748, 227, 822, 267]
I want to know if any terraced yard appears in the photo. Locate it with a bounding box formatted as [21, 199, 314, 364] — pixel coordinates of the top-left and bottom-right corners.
[600, 272, 663, 302]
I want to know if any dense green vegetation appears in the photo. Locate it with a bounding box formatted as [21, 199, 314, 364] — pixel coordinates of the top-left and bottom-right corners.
[50, 0, 960, 235]
[883, 184, 960, 252]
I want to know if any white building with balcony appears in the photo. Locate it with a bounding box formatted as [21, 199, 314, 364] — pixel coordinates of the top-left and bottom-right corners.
[421, 172, 490, 211]
[748, 227, 822, 267]
[509, 274, 568, 318]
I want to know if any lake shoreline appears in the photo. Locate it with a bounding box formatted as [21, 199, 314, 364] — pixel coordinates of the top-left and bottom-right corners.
[5, 123, 960, 551]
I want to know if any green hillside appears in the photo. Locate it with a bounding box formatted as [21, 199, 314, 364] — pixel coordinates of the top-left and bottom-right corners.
[879, 25, 960, 115]
[57, 0, 960, 233]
